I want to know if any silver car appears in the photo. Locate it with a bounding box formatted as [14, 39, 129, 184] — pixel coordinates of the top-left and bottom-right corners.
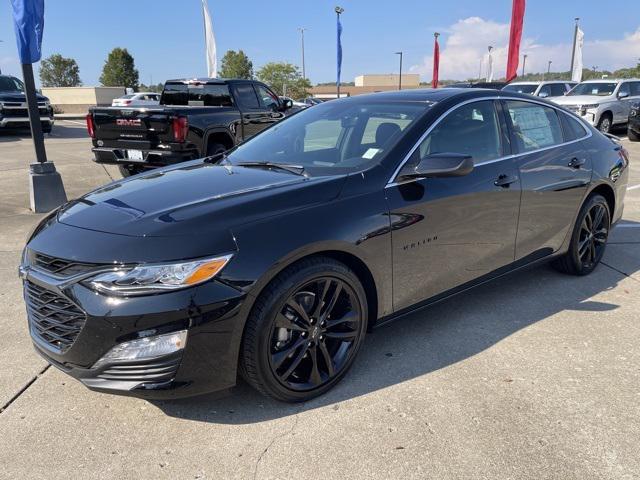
[552, 79, 640, 133]
[502, 81, 576, 99]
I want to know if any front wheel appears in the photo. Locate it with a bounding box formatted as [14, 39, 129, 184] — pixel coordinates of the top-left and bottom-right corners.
[240, 257, 368, 402]
[597, 114, 612, 134]
[552, 194, 610, 275]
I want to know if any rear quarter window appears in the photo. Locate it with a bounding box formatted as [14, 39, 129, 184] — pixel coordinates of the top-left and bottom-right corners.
[560, 112, 588, 142]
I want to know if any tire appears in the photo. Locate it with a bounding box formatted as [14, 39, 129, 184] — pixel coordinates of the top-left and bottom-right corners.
[206, 142, 226, 157]
[597, 113, 612, 134]
[118, 164, 145, 178]
[240, 256, 368, 402]
[552, 194, 611, 276]
[629, 128, 640, 142]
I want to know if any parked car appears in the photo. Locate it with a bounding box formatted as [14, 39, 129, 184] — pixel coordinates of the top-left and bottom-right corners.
[111, 92, 161, 107]
[297, 97, 325, 106]
[0, 75, 54, 133]
[20, 89, 628, 402]
[552, 79, 640, 133]
[502, 81, 577, 99]
[629, 102, 640, 141]
[87, 78, 292, 177]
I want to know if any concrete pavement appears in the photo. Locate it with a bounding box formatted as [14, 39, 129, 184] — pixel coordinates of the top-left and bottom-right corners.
[0, 122, 639, 479]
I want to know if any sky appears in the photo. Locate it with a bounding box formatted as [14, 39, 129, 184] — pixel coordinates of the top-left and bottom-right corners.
[1, 0, 639, 87]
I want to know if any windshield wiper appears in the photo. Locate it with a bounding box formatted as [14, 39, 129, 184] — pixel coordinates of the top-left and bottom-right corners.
[234, 161, 306, 176]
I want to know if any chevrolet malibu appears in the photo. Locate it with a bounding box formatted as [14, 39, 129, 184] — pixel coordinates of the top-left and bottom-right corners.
[19, 89, 629, 402]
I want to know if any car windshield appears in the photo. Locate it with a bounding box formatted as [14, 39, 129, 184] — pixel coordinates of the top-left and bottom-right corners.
[503, 84, 538, 94]
[568, 82, 617, 96]
[0, 76, 24, 92]
[224, 100, 430, 175]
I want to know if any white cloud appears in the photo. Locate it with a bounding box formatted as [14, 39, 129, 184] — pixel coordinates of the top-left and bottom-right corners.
[0, 55, 20, 76]
[410, 17, 640, 80]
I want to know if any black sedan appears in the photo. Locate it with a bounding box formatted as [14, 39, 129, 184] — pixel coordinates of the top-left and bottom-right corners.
[20, 89, 629, 402]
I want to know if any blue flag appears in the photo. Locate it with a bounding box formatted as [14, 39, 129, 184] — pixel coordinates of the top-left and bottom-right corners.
[11, 0, 45, 64]
[336, 15, 343, 89]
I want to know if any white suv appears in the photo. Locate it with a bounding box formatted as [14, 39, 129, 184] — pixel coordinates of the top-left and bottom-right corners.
[502, 81, 576, 99]
[552, 79, 640, 133]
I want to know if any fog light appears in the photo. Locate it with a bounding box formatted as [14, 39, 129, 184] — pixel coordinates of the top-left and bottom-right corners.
[92, 330, 187, 369]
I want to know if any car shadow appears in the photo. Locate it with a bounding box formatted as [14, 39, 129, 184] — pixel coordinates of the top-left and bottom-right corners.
[0, 123, 88, 142]
[153, 221, 640, 424]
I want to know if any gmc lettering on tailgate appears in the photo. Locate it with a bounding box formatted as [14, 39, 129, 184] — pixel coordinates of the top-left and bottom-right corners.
[116, 119, 142, 127]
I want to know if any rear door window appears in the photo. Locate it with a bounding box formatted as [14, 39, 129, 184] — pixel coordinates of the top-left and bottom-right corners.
[505, 100, 563, 152]
[232, 84, 261, 110]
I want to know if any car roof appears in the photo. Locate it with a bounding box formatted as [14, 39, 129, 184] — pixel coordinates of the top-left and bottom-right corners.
[164, 78, 262, 85]
[342, 88, 552, 104]
[579, 78, 640, 83]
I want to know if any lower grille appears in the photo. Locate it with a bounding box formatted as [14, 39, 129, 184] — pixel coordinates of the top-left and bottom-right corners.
[24, 281, 86, 352]
[97, 356, 181, 383]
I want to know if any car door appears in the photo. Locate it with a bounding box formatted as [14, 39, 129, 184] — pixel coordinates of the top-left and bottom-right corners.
[254, 83, 286, 127]
[385, 99, 521, 311]
[230, 83, 270, 139]
[503, 99, 592, 262]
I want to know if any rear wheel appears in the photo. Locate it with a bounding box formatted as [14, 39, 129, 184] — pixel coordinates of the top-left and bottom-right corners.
[597, 113, 612, 134]
[552, 194, 610, 275]
[629, 128, 640, 142]
[118, 164, 145, 177]
[240, 257, 368, 402]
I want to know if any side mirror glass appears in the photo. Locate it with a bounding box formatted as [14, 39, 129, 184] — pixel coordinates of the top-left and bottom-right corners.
[398, 153, 474, 181]
[280, 98, 293, 110]
[538, 91, 549, 98]
[618, 90, 630, 99]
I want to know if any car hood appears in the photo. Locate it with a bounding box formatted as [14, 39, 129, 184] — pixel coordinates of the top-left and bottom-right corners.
[57, 161, 346, 237]
[0, 91, 48, 102]
[553, 95, 612, 105]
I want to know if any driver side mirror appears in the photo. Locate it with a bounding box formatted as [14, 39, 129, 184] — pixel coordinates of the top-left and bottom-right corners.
[281, 98, 293, 110]
[398, 153, 474, 181]
[538, 91, 550, 98]
[618, 90, 630, 99]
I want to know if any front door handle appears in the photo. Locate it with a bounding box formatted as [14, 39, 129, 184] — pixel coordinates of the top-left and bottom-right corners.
[494, 174, 518, 188]
[568, 157, 586, 169]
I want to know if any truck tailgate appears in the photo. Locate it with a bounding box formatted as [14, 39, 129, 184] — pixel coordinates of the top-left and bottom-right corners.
[91, 107, 175, 145]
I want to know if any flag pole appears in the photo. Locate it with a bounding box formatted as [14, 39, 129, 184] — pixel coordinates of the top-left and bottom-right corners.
[335, 6, 344, 99]
[570, 17, 579, 75]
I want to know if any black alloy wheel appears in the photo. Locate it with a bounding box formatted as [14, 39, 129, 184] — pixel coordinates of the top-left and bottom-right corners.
[241, 257, 367, 402]
[552, 194, 610, 275]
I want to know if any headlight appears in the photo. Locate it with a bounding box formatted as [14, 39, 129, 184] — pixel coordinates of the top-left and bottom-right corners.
[581, 104, 599, 110]
[86, 254, 233, 295]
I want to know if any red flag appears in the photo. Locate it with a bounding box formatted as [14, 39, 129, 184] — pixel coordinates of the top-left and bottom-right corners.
[432, 33, 440, 88]
[506, 0, 526, 82]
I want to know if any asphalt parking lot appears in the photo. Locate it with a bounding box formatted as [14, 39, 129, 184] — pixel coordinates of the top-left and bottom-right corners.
[1, 120, 639, 479]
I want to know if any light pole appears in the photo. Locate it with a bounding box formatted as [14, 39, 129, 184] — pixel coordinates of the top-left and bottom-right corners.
[544, 60, 552, 80]
[395, 51, 403, 90]
[522, 54, 527, 77]
[298, 27, 307, 80]
[335, 6, 344, 99]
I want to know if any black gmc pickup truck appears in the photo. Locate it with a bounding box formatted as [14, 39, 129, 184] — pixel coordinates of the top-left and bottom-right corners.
[87, 78, 293, 176]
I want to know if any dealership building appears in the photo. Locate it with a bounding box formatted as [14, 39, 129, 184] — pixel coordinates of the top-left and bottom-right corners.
[309, 73, 422, 98]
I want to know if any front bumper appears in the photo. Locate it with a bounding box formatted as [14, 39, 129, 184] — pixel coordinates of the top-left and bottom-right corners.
[21, 263, 248, 399]
[0, 116, 54, 129]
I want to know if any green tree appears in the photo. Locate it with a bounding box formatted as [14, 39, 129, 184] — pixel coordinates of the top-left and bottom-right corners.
[219, 50, 253, 79]
[39, 54, 82, 87]
[257, 62, 311, 99]
[99, 48, 139, 89]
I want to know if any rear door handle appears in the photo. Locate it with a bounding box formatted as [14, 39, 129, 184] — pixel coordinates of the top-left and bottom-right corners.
[494, 174, 519, 188]
[568, 157, 586, 169]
